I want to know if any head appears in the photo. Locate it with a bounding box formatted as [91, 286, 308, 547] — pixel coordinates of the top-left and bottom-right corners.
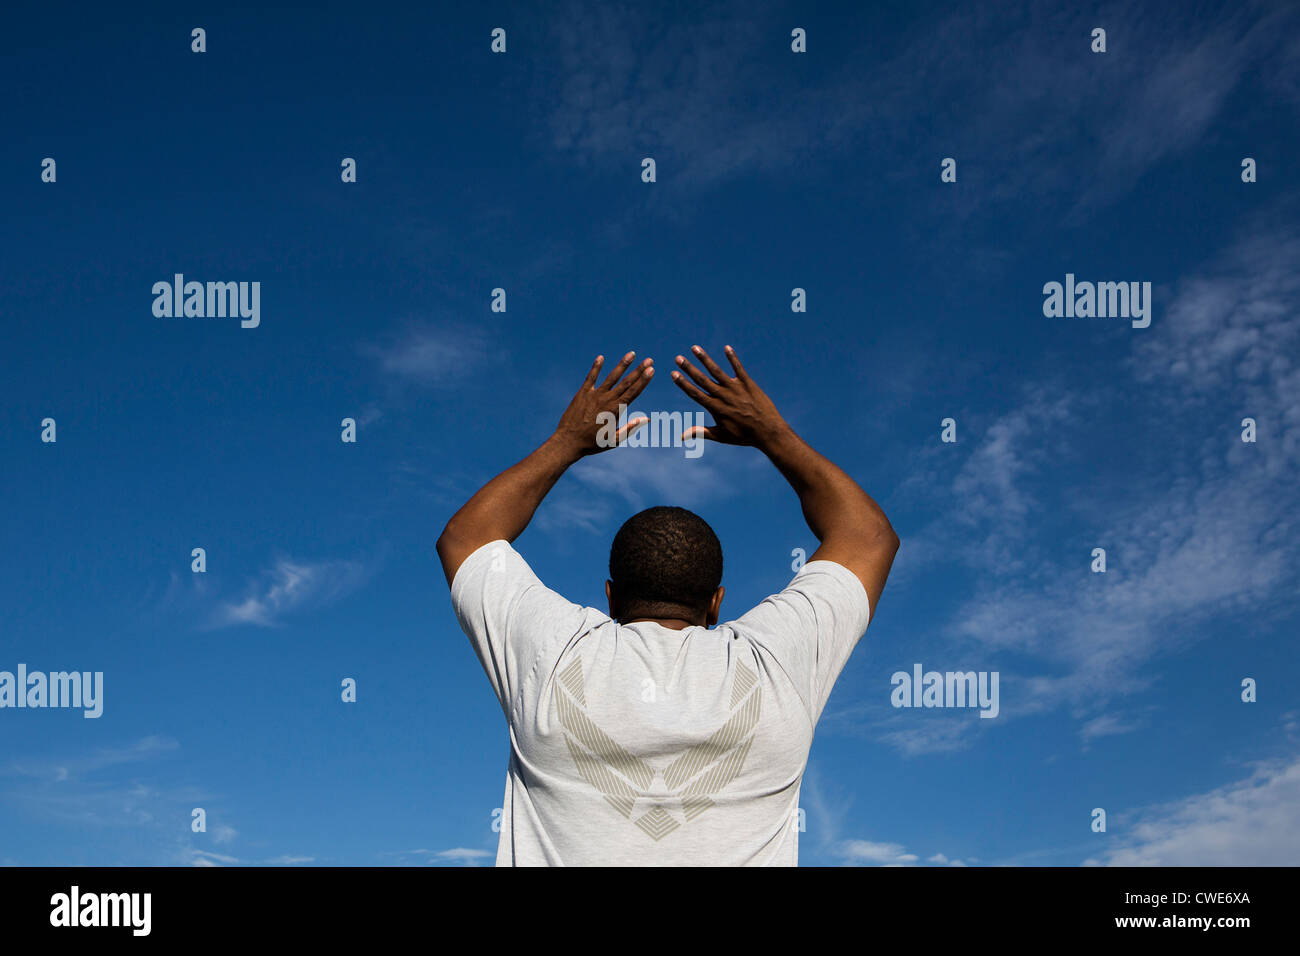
[606, 506, 724, 627]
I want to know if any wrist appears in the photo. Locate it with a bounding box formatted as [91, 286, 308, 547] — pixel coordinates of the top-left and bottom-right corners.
[543, 431, 587, 466]
[756, 419, 798, 455]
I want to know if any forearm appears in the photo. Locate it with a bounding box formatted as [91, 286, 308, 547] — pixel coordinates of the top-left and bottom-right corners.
[436, 435, 580, 581]
[670, 343, 898, 606]
[436, 351, 653, 588]
[759, 423, 895, 545]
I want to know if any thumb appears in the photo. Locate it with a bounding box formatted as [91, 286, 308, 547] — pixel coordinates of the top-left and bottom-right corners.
[616, 416, 650, 444]
[683, 424, 725, 443]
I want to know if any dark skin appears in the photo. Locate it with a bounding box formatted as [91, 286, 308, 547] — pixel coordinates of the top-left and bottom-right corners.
[436, 346, 899, 630]
[604, 581, 725, 630]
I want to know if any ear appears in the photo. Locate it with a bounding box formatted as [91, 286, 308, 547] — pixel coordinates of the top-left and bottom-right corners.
[605, 580, 616, 620]
[707, 585, 724, 627]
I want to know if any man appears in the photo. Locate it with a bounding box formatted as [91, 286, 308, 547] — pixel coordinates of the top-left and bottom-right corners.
[437, 345, 899, 865]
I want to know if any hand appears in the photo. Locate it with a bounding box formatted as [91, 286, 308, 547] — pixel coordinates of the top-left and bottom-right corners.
[671, 345, 788, 448]
[553, 351, 655, 459]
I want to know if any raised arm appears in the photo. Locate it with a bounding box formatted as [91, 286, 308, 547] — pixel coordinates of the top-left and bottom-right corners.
[436, 352, 654, 586]
[671, 345, 898, 609]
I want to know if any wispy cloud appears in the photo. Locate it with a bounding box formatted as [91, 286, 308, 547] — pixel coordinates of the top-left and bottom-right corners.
[1130, 221, 1300, 444]
[1084, 752, 1300, 865]
[433, 847, 492, 864]
[538, 1, 796, 190]
[216, 557, 370, 628]
[836, 839, 972, 867]
[871, 218, 1300, 752]
[0, 736, 226, 867]
[363, 321, 493, 386]
[532, 0, 1297, 226]
[189, 850, 240, 867]
[5, 735, 179, 783]
[381, 847, 493, 867]
[186, 850, 319, 867]
[871, 715, 987, 757]
[1079, 713, 1142, 744]
[804, 768, 969, 865]
[535, 443, 757, 540]
[838, 840, 920, 865]
[963, 226, 1299, 706]
[574, 442, 756, 509]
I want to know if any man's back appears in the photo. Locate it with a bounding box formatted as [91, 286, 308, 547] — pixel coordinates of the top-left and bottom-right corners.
[437, 345, 898, 865]
[452, 539, 872, 866]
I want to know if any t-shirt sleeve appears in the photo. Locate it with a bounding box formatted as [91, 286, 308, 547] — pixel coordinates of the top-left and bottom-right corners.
[729, 559, 872, 724]
[449, 539, 595, 716]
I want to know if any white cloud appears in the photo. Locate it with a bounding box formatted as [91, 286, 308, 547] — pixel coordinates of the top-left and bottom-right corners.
[1084, 754, 1300, 866]
[534, 494, 611, 536]
[836, 840, 968, 867]
[188, 850, 321, 867]
[539, 3, 803, 190]
[838, 840, 919, 865]
[6, 735, 179, 783]
[1131, 228, 1300, 462]
[189, 849, 239, 867]
[534, 442, 757, 542]
[217, 557, 369, 628]
[0, 735, 242, 869]
[434, 847, 492, 862]
[385, 847, 493, 867]
[889, 222, 1300, 747]
[364, 322, 491, 386]
[806, 772, 966, 866]
[870, 714, 984, 757]
[531, 1, 1296, 224]
[1079, 714, 1141, 743]
[569, 442, 758, 511]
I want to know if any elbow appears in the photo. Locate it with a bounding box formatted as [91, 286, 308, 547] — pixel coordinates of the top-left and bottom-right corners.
[843, 519, 898, 558]
[435, 520, 460, 561]
[876, 521, 901, 556]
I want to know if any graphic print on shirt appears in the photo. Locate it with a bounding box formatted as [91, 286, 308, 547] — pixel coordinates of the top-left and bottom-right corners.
[553, 656, 761, 841]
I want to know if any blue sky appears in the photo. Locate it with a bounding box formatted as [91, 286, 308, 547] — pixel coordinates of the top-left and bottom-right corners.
[2, 0, 1298, 866]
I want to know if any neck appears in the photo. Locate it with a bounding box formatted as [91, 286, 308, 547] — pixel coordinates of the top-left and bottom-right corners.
[622, 616, 701, 630]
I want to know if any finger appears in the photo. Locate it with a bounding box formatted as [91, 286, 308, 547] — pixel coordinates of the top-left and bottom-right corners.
[615, 361, 655, 403]
[682, 424, 723, 442]
[723, 344, 751, 382]
[600, 351, 636, 390]
[675, 355, 719, 395]
[671, 368, 720, 411]
[691, 345, 731, 385]
[612, 357, 653, 396]
[582, 355, 605, 390]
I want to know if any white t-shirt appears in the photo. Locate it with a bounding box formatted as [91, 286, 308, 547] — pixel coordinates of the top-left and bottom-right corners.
[450, 539, 872, 866]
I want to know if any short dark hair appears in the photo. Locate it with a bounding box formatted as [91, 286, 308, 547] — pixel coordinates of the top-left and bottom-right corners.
[609, 506, 723, 619]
